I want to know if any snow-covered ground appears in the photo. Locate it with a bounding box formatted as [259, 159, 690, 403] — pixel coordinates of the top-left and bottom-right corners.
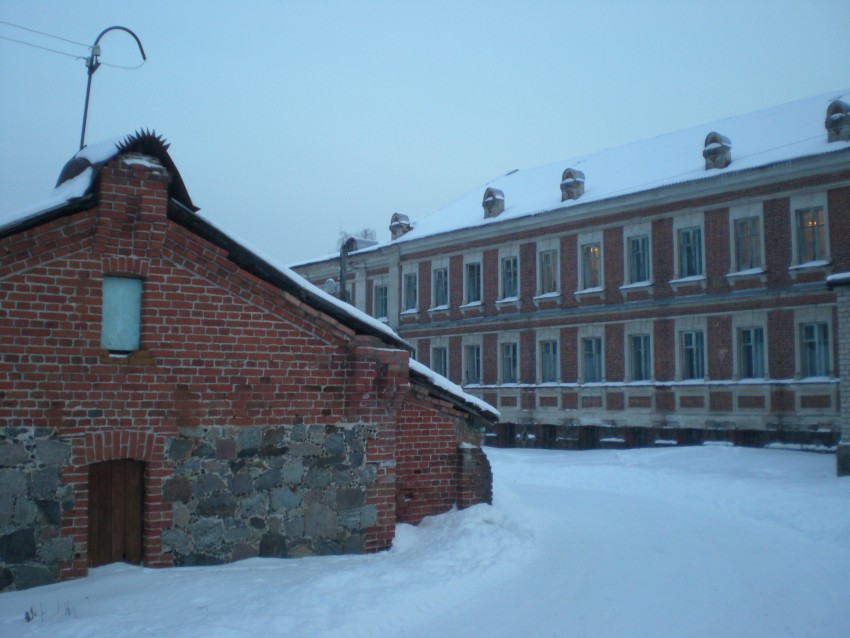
[2, 446, 849, 637]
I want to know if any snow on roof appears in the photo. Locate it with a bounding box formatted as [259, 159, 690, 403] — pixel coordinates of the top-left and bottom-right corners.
[409, 358, 500, 421]
[293, 89, 850, 268]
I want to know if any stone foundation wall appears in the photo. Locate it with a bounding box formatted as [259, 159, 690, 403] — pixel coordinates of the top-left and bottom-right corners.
[162, 422, 379, 565]
[0, 428, 74, 591]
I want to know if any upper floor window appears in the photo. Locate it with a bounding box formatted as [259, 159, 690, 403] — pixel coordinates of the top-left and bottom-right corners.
[734, 217, 762, 271]
[738, 326, 765, 379]
[501, 342, 518, 384]
[501, 256, 519, 299]
[581, 243, 602, 289]
[796, 207, 827, 264]
[402, 272, 418, 312]
[582, 337, 603, 382]
[680, 330, 705, 380]
[373, 284, 388, 319]
[800, 322, 830, 377]
[431, 346, 448, 378]
[540, 339, 559, 383]
[678, 227, 703, 278]
[432, 267, 448, 308]
[630, 334, 652, 381]
[101, 276, 142, 353]
[539, 249, 558, 295]
[627, 235, 650, 284]
[465, 262, 482, 304]
[464, 344, 481, 385]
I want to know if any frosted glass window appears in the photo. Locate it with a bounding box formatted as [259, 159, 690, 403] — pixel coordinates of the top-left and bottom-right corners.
[101, 277, 142, 352]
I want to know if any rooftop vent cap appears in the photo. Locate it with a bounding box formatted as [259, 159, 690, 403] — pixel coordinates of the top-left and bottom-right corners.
[389, 212, 412, 240]
[826, 100, 850, 143]
[560, 168, 585, 201]
[482, 188, 505, 218]
[703, 132, 732, 170]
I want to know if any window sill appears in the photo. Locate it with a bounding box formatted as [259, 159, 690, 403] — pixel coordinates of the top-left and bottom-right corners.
[669, 275, 706, 291]
[533, 292, 561, 306]
[459, 301, 484, 315]
[99, 349, 155, 366]
[619, 281, 653, 297]
[726, 268, 766, 285]
[428, 305, 449, 315]
[399, 308, 419, 316]
[788, 260, 831, 279]
[496, 297, 519, 309]
[574, 287, 605, 302]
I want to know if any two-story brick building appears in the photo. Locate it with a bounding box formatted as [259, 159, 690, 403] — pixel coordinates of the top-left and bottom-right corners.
[293, 90, 850, 469]
[0, 132, 496, 591]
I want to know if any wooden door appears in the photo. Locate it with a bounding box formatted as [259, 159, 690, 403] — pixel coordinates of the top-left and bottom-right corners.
[87, 459, 144, 567]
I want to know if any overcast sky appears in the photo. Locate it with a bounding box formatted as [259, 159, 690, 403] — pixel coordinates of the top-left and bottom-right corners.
[2, 1, 849, 265]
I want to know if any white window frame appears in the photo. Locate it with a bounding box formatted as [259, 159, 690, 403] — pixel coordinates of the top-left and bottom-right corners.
[498, 246, 520, 301]
[462, 335, 483, 386]
[431, 259, 449, 310]
[577, 229, 604, 292]
[675, 316, 707, 381]
[622, 221, 652, 286]
[536, 237, 560, 297]
[731, 312, 768, 380]
[728, 203, 764, 274]
[577, 324, 605, 383]
[430, 339, 449, 379]
[372, 281, 388, 320]
[624, 320, 654, 383]
[463, 256, 483, 306]
[671, 212, 705, 283]
[795, 306, 833, 378]
[790, 192, 830, 267]
[537, 328, 560, 384]
[401, 266, 418, 313]
[499, 340, 519, 385]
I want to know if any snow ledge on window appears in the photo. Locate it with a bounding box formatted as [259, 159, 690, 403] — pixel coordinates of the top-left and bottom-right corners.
[669, 275, 706, 290]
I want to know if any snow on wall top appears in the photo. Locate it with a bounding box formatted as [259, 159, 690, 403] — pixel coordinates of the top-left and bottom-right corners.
[409, 358, 500, 420]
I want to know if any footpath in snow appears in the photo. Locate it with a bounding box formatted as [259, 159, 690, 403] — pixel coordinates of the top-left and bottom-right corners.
[1, 445, 848, 637]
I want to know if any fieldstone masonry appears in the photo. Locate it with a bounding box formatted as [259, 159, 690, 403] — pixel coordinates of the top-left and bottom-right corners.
[161, 423, 378, 565]
[0, 428, 74, 591]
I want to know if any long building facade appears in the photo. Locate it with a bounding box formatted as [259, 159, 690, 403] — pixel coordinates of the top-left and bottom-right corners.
[293, 90, 850, 466]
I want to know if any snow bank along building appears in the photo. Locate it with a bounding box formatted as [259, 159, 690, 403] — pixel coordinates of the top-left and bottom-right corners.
[293, 90, 850, 471]
[0, 132, 496, 591]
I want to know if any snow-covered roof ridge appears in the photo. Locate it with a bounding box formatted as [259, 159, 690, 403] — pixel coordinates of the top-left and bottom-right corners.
[291, 88, 850, 269]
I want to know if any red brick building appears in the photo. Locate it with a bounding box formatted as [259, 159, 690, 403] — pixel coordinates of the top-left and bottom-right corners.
[293, 90, 850, 469]
[0, 132, 495, 591]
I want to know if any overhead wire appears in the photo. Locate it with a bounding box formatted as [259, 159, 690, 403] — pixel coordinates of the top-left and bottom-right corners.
[0, 34, 86, 61]
[0, 19, 90, 49]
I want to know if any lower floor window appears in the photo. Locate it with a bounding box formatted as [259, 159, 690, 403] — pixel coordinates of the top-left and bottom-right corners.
[582, 337, 602, 382]
[801, 323, 829, 377]
[630, 334, 651, 381]
[681, 331, 705, 380]
[465, 345, 481, 385]
[739, 327, 765, 379]
[431, 346, 447, 378]
[540, 340, 558, 383]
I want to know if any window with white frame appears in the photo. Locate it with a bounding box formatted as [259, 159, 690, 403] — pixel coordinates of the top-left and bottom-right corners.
[680, 330, 705, 380]
[627, 235, 650, 284]
[501, 255, 519, 299]
[432, 267, 448, 308]
[581, 243, 602, 289]
[402, 271, 418, 312]
[101, 276, 142, 353]
[538, 249, 558, 295]
[796, 208, 827, 263]
[678, 227, 703, 278]
[465, 261, 482, 304]
[539, 339, 559, 383]
[738, 326, 765, 379]
[800, 322, 830, 377]
[791, 193, 829, 266]
[734, 217, 762, 271]
[582, 337, 603, 382]
[431, 346, 448, 378]
[500, 342, 518, 384]
[630, 334, 652, 381]
[373, 283, 388, 319]
[464, 344, 482, 385]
